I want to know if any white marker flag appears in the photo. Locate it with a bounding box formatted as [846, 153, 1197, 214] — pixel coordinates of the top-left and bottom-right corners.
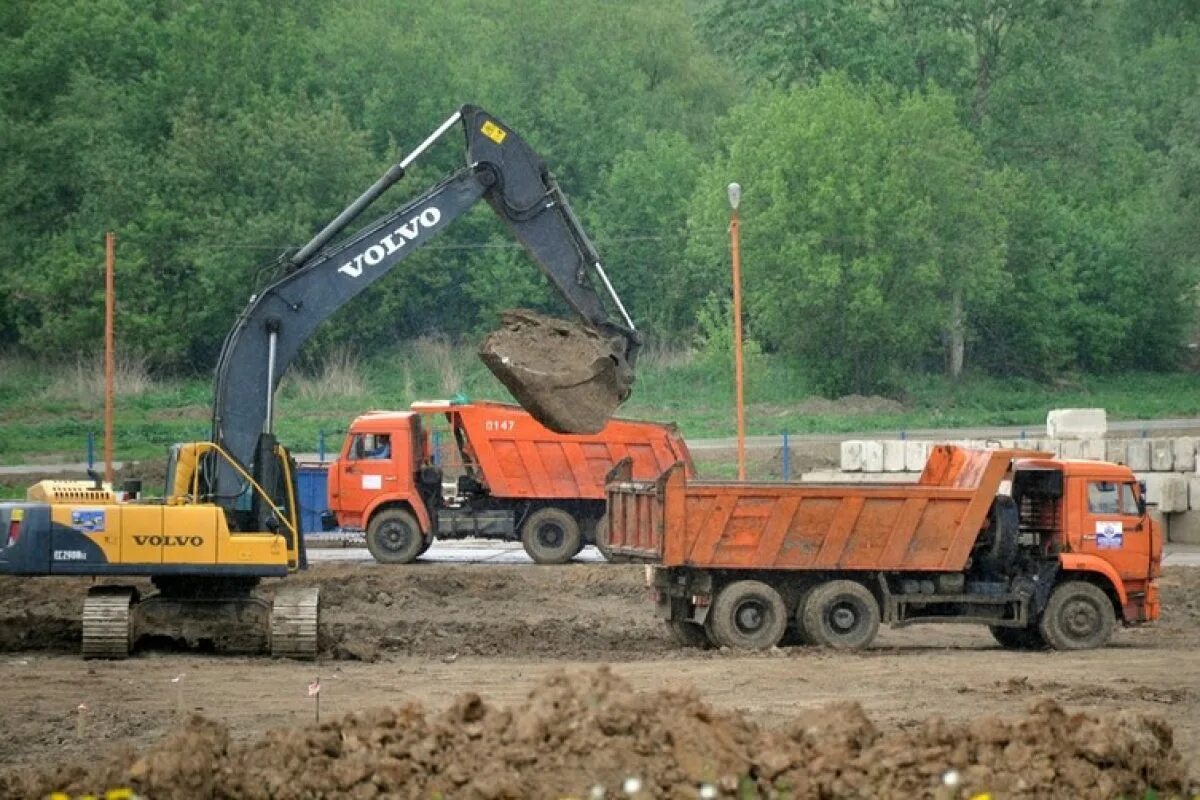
[308, 678, 321, 697]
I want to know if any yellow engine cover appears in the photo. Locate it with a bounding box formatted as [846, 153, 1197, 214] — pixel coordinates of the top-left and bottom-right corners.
[27, 480, 118, 504]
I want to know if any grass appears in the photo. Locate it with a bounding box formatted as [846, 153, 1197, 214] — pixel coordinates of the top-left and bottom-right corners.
[2, 344, 1200, 466]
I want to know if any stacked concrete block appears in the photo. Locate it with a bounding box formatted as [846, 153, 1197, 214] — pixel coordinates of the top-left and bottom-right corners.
[1168, 512, 1200, 544]
[1106, 439, 1127, 465]
[1188, 477, 1200, 511]
[1125, 440, 1151, 472]
[841, 441, 864, 472]
[1174, 437, 1196, 472]
[1151, 439, 1175, 472]
[904, 440, 929, 472]
[1143, 473, 1188, 512]
[862, 441, 884, 473]
[1060, 440, 1083, 459]
[882, 440, 906, 472]
[1046, 408, 1107, 439]
[1080, 438, 1106, 461]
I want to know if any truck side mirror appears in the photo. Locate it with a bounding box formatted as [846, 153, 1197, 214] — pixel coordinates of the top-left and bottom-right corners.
[1138, 480, 1147, 515]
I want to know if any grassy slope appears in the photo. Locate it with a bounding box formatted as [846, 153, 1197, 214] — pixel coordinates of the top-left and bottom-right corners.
[2, 347, 1200, 466]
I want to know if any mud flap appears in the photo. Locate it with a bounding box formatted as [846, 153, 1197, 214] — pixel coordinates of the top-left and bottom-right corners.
[479, 310, 633, 434]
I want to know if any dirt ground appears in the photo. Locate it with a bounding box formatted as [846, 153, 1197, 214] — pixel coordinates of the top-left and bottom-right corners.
[0, 563, 1197, 795]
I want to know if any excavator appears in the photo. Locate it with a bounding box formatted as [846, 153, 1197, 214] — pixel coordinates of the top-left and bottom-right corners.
[0, 105, 641, 659]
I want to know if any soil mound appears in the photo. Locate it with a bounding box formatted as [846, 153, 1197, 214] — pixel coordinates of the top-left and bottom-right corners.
[480, 309, 633, 434]
[3, 668, 1186, 799]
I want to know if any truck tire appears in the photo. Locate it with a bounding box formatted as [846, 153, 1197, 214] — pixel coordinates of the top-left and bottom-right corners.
[521, 507, 582, 565]
[593, 512, 615, 561]
[704, 580, 787, 650]
[366, 509, 425, 564]
[989, 625, 1047, 650]
[1038, 580, 1116, 650]
[802, 580, 880, 650]
[786, 585, 819, 646]
[666, 619, 712, 649]
[976, 496, 1020, 576]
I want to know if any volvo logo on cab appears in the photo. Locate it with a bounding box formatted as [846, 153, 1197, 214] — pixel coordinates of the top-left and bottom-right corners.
[134, 535, 204, 547]
[338, 206, 442, 278]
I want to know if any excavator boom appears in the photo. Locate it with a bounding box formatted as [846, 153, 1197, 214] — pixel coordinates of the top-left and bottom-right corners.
[209, 105, 641, 524]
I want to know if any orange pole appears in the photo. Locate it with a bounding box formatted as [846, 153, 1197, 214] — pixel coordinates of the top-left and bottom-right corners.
[730, 209, 746, 481]
[104, 231, 116, 485]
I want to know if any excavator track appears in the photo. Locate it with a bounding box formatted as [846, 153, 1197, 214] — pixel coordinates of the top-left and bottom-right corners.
[81, 587, 136, 659]
[270, 587, 320, 659]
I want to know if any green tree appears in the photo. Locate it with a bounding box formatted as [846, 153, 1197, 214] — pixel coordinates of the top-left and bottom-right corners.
[684, 79, 1007, 394]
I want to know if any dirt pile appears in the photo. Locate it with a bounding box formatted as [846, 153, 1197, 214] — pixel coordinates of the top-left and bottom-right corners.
[2, 667, 1186, 799]
[479, 309, 633, 434]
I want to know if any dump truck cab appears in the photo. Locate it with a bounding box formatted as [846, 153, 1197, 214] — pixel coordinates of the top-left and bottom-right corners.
[1013, 457, 1162, 623]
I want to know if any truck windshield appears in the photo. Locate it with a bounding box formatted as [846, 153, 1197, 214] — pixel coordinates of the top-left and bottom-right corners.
[1088, 481, 1140, 515]
[1087, 482, 1120, 514]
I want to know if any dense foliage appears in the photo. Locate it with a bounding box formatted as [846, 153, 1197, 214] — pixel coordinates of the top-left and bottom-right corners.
[2, 0, 1196, 394]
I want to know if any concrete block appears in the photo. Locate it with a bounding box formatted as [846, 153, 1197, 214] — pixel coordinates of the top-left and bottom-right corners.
[1060, 440, 1083, 460]
[1079, 438, 1106, 461]
[1106, 439, 1127, 465]
[862, 441, 884, 473]
[1152, 439, 1175, 472]
[1144, 473, 1189, 512]
[882, 440, 906, 472]
[1162, 476, 1189, 512]
[1174, 437, 1197, 473]
[1189, 477, 1200, 512]
[1125, 440, 1151, 472]
[841, 441, 864, 472]
[904, 441, 929, 472]
[1046, 408, 1107, 439]
[1166, 510, 1200, 544]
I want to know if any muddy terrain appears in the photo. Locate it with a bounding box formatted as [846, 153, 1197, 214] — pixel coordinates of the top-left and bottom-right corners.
[0, 564, 1196, 796]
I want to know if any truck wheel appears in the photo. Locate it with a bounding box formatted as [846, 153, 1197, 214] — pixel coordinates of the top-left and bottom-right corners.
[593, 512, 615, 561]
[976, 496, 1020, 576]
[989, 625, 1047, 650]
[1039, 581, 1116, 650]
[366, 509, 425, 564]
[521, 507, 582, 564]
[417, 535, 434, 557]
[705, 580, 787, 650]
[786, 585, 819, 646]
[666, 619, 712, 649]
[802, 580, 880, 650]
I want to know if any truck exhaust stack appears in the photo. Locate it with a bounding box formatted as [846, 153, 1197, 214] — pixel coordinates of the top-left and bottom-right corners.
[479, 309, 634, 434]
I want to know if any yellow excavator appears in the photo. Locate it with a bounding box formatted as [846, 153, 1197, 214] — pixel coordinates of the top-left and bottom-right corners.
[0, 105, 640, 658]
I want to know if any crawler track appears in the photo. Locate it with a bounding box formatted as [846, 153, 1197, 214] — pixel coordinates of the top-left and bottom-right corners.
[81, 587, 135, 659]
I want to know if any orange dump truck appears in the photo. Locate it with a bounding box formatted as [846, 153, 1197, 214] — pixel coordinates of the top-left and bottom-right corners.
[326, 400, 693, 564]
[606, 445, 1162, 651]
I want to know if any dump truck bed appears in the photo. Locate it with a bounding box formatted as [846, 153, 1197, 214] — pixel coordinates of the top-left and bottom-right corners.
[606, 446, 1040, 572]
[414, 401, 694, 501]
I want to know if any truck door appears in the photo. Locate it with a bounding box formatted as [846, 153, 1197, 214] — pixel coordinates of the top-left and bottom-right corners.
[1077, 478, 1151, 581]
[336, 431, 400, 528]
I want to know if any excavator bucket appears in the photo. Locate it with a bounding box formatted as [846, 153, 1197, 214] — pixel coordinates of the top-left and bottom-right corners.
[480, 310, 634, 434]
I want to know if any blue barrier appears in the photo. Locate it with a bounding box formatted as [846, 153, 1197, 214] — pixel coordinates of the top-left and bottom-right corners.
[296, 464, 330, 533]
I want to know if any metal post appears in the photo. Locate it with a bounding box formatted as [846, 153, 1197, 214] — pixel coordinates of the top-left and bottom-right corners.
[104, 232, 116, 485]
[87, 431, 95, 471]
[782, 431, 790, 481]
[727, 184, 746, 481]
[318, 430, 326, 463]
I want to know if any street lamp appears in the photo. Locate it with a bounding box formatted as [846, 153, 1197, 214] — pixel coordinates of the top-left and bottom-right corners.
[727, 183, 746, 481]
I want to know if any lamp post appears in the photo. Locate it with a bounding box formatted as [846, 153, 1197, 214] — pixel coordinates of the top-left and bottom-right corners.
[727, 183, 746, 481]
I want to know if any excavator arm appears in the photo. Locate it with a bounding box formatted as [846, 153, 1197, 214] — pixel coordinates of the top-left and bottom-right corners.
[207, 105, 640, 528]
